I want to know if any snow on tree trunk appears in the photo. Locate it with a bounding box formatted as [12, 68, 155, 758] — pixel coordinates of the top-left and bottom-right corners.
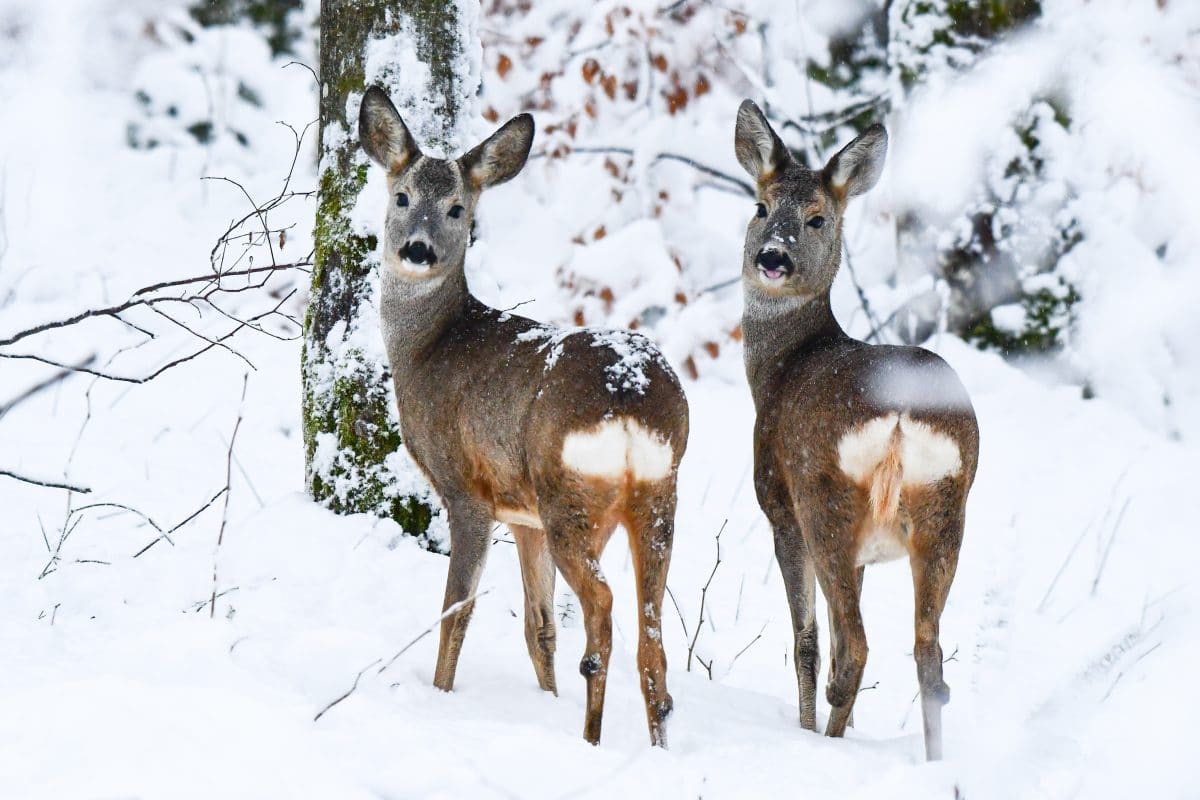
[302, 0, 480, 547]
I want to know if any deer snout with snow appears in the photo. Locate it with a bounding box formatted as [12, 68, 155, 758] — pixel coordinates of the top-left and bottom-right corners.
[733, 99, 979, 760]
[359, 87, 689, 747]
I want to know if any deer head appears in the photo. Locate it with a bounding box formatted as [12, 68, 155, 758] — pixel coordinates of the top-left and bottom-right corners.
[359, 86, 534, 281]
[734, 99, 887, 299]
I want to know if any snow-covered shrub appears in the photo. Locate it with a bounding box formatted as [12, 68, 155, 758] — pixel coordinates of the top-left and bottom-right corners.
[188, 0, 305, 58]
[125, 8, 286, 158]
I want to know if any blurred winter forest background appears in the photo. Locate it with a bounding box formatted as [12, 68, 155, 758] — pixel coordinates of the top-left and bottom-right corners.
[2, 1, 1198, 798]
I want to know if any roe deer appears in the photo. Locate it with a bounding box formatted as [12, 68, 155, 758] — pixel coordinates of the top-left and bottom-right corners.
[359, 87, 689, 747]
[733, 100, 979, 760]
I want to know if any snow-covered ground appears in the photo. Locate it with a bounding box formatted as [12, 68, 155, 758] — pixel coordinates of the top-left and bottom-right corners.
[2, 1, 1197, 798]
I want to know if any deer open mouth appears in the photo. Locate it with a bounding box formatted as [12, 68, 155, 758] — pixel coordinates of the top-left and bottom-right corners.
[757, 264, 792, 287]
[755, 248, 793, 286]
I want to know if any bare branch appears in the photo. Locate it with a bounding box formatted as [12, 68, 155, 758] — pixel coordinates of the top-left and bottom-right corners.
[532, 145, 755, 196]
[0, 469, 91, 494]
[0, 355, 96, 419]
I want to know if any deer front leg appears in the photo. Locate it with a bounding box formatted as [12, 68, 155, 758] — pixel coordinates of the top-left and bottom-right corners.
[758, 466, 819, 731]
[433, 498, 492, 692]
[626, 481, 677, 748]
[511, 524, 558, 694]
[770, 519, 819, 731]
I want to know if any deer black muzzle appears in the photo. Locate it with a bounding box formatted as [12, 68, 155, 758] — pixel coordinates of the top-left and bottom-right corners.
[755, 247, 793, 276]
[401, 240, 436, 265]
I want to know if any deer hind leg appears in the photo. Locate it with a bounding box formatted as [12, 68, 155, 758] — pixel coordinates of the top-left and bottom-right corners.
[624, 480, 676, 748]
[433, 499, 492, 692]
[910, 505, 964, 761]
[511, 524, 558, 694]
[827, 565, 865, 730]
[807, 505, 868, 739]
[542, 498, 618, 745]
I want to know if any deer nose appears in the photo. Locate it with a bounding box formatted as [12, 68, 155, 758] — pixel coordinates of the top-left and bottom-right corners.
[755, 247, 793, 274]
[401, 239, 436, 265]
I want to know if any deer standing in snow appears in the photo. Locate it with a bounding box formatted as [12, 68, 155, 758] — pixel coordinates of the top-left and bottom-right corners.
[733, 100, 979, 760]
[359, 87, 689, 747]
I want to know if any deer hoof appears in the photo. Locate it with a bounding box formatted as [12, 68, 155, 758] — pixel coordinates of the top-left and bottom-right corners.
[654, 694, 674, 723]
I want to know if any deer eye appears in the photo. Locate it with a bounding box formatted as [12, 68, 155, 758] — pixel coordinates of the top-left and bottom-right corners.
[807, 215, 825, 229]
[755, 203, 767, 219]
[396, 192, 409, 208]
[448, 204, 464, 219]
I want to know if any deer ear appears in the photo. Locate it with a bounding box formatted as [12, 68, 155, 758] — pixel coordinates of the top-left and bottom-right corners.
[460, 113, 534, 190]
[824, 123, 887, 200]
[735, 99, 789, 182]
[359, 86, 418, 172]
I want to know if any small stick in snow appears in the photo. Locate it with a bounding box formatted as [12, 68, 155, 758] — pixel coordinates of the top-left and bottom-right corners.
[313, 659, 382, 723]
[728, 621, 768, 672]
[378, 590, 493, 676]
[312, 589, 493, 722]
[686, 519, 726, 674]
[1091, 497, 1133, 597]
[210, 374, 249, 619]
[1102, 641, 1162, 702]
[132, 488, 225, 557]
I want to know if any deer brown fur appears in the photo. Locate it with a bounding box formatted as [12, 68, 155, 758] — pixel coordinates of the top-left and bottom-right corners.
[733, 100, 979, 760]
[359, 87, 689, 747]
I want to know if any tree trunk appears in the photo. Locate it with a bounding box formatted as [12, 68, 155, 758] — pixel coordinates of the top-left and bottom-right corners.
[302, 0, 478, 545]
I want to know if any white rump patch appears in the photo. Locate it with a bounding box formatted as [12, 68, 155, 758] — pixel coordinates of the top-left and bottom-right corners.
[561, 418, 674, 482]
[837, 413, 961, 488]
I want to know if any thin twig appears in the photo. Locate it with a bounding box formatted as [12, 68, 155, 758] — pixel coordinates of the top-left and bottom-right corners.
[313, 589, 493, 722]
[210, 374, 249, 619]
[378, 590, 493, 676]
[532, 145, 754, 196]
[0, 355, 95, 419]
[132, 487, 227, 557]
[728, 621, 768, 671]
[842, 245, 887, 343]
[686, 519, 726, 674]
[1091, 497, 1133, 596]
[0, 469, 91, 494]
[665, 585, 690, 640]
[313, 659, 382, 722]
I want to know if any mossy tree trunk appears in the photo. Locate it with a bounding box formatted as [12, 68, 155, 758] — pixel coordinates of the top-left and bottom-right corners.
[302, 0, 477, 544]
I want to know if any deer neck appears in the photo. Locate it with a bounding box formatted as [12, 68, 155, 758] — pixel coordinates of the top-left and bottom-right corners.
[379, 263, 470, 381]
[741, 286, 846, 407]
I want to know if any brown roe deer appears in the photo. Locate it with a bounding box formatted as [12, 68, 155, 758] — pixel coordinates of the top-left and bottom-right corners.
[733, 100, 979, 760]
[359, 87, 689, 747]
